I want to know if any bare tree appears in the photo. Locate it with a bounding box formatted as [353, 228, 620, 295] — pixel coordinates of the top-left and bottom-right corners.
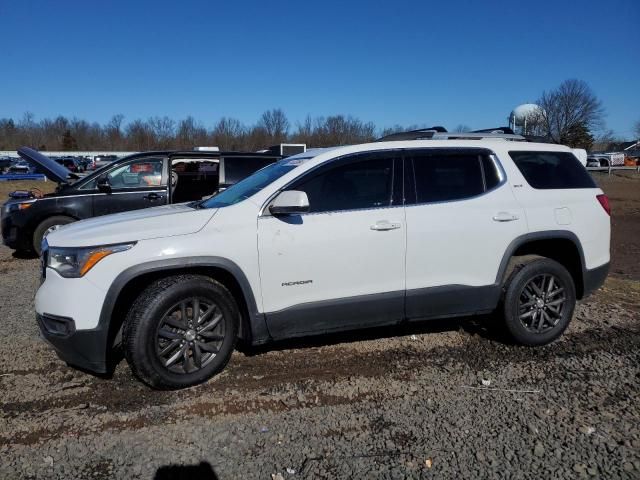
[453, 124, 471, 132]
[212, 117, 246, 150]
[634, 120, 640, 140]
[148, 116, 176, 149]
[106, 114, 125, 149]
[257, 109, 289, 143]
[537, 79, 604, 144]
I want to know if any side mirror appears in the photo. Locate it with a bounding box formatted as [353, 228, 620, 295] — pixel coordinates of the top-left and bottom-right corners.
[97, 176, 111, 193]
[269, 190, 309, 216]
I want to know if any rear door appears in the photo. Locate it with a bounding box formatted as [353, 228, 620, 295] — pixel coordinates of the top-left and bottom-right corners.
[404, 148, 527, 320]
[89, 156, 168, 216]
[258, 152, 406, 338]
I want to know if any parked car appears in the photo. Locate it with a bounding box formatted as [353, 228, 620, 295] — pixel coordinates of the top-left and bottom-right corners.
[0, 157, 13, 173]
[34, 131, 610, 389]
[587, 153, 625, 167]
[93, 155, 119, 170]
[2, 148, 281, 254]
[7, 161, 31, 174]
[54, 157, 84, 173]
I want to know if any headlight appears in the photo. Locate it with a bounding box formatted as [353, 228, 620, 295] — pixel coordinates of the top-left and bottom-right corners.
[47, 243, 135, 278]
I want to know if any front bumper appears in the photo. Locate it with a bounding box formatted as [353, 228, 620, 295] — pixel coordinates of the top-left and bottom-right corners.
[1, 211, 30, 250]
[36, 313, 111, 374]
[582, 261, 609, 298]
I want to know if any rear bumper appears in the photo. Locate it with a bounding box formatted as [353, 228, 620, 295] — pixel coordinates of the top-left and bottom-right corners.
[582, 262, 609, 298]
[36, 313, 110, 374]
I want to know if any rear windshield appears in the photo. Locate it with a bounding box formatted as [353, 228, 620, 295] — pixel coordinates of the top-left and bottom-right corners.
[509, 151, 596, 189]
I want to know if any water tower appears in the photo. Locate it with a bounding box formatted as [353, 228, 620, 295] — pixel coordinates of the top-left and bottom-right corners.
[509, 103, 542, 135]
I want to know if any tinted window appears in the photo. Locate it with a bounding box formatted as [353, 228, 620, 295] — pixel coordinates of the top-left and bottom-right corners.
[224, 157, 277, 185]
[291, 157, 393, 213]
[509, 151, 596, 189]
[411, 153, 485, 203]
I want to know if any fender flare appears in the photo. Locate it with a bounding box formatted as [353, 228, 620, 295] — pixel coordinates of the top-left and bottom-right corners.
[98, 256, 269, 346]
[495, 230, 587, 286]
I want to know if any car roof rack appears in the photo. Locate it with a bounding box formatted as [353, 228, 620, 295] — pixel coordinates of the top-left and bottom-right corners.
[376, 126, 527, 142]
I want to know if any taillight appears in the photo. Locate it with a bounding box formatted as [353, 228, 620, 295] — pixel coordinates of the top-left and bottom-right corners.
[596, 194, 610, 216]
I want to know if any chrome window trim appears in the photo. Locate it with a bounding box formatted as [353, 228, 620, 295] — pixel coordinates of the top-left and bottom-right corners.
[28, 189, 167, 200]
[259, 147, 506, 216]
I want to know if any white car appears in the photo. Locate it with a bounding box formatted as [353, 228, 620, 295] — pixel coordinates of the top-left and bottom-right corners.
[36, 132, 611, 389]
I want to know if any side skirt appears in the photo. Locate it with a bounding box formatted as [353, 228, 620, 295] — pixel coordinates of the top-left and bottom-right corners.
[406, 284, 501, 321]
[264, 284, 501, 341]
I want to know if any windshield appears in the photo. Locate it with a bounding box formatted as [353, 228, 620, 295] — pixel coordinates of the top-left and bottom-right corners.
[200, 159, 306, 208]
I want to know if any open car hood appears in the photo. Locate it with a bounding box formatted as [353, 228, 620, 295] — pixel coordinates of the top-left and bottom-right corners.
[17, 147, 76, 184]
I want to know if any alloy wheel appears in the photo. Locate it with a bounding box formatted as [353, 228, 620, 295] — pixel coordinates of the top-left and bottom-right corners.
[155, 297, 225, 374]
[518, 274, 566, 334]
[43, 225, 62, 238]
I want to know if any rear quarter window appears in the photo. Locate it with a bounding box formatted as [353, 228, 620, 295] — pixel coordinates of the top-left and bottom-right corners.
[509, 151, 596, 189]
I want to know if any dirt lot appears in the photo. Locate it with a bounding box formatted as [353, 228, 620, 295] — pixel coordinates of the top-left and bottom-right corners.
[0, 173, 638, 479]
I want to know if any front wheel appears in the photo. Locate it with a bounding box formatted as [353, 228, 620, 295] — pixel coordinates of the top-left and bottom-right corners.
[502, 257, 576, 346]
[124, 275, 239, 389]
[33, 216, 75, 255]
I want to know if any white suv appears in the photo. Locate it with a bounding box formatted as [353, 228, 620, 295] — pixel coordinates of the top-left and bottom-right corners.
[35, 133, 611, 389]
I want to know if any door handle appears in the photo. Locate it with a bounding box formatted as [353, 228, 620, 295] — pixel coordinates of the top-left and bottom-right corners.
[144, 193, 163, 201]
[370, 221, 401, 231]
[493, 212, 519, 222]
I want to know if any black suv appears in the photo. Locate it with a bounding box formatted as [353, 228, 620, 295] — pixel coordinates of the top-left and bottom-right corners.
[2, 147, 281, 254]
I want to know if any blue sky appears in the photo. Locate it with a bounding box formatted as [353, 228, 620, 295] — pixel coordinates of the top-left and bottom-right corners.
[1, 0, 638, 137]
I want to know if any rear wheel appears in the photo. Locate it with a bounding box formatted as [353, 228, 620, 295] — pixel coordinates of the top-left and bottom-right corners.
[124, 275, 238, 389]
[33, 216, 75, 255]
[502, 257, 576, 346]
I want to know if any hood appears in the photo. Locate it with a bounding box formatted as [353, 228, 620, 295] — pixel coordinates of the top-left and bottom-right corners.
[46, 203, 217, 247]
[17, 147, 77, 184]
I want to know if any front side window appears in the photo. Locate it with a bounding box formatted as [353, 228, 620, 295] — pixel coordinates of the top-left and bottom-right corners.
[509, 151, 596, 189]
[410, 153, 487, 203]
[81, 157, 164, 190]
[289, 156, 394, 213]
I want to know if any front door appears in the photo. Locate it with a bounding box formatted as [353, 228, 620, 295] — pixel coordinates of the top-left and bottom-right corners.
[257, 153, 406, 339]
[91, 156, 168, 216]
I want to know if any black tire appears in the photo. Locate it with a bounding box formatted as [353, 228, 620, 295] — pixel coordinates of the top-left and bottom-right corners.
[502, 257, 576, 346]
[124, 274, 239, 389]
[33, 216, 75, 255]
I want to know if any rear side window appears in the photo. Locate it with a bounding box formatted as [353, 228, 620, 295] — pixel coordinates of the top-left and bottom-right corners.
[411, 153, 488, 203]
[509, 151, 596, 189]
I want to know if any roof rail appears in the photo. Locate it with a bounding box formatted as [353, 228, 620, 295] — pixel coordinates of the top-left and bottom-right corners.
[375, 126, 447, 142]
[471, 127, 515, 134]
[431, 132, 526, 141]
[376, 128, 526, 142]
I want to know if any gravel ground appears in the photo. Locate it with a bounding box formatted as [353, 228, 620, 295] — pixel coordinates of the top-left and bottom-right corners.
[0, 174, 639, 479]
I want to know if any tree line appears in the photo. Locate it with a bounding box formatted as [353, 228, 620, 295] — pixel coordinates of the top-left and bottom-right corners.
[0, 110, 380, 152]
[0, 80, 636, 153]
